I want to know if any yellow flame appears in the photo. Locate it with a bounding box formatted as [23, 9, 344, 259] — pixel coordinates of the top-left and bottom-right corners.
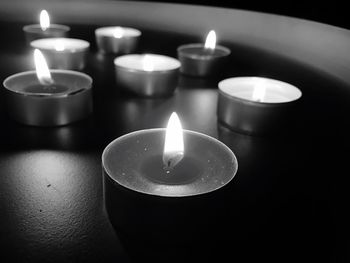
[143, 55, 154, 71]
[163, 112, 184, 170]
[204, 30, 216, 50]
[252, 81, 266, 102]
[113, 27, 124, 38]
[34, 49, 53, 85]
[54, 40, 65, 51]
[40, 10, 50, 31]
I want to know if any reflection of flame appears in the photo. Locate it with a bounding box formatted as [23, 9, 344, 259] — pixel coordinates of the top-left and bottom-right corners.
[34, 49, 53, 85]
[54, 40, 65, 51]
[143, 55, 154, 71]
[113, 27, 124, 38]
[204, 30, 216, 50]
[163, 112, 184, 170]
[252, 82, 266, 102]
[40, 10, 50, 31]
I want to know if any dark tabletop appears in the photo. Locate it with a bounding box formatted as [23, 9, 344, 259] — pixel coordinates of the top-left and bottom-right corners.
[0, 21, 348, 263]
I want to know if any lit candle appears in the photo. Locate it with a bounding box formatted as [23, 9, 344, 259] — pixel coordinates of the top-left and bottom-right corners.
[217, 77, 302, 134]
[23, 10, 70, 45]
[102, 112, 237, 196]
[2, 49, 93, 126]
[30, 38, 90, 70]
[95, 26, 141, 55]
[114, 54, 181, 97]
[177, 30, 230, 77]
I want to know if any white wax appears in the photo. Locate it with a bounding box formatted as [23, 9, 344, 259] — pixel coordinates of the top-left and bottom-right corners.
[95, 26, 141, 38]
[114, 54, 181, 72]
[218, 77, 302, 103]
[30, 38, 90, 52]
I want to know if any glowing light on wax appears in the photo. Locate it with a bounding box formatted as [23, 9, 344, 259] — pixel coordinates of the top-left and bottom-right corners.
[113, 27, 124, 38]
[204, 30, 216, 50]
[163, 112, 184, 170]
[34, 49, 53, 85]
[40, 10, 50, 31]
[142, 55, 154, 71]
[54, 40, 65, 51]
[252, 79, 266, 102]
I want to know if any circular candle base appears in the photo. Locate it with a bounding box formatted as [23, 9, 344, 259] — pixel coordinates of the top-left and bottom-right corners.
[31, 38, 90, 70]
[102, 128, 237, 197]
[23, 24, 70, 46]
[3, 70, 93, 126]
[114, 54, 181, 97]
[177, 43, 230, 77]
[95, 26, 141, 55]
[217, 77, 302, 135]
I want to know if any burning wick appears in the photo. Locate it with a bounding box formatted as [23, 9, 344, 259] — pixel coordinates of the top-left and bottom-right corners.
[113, 27, 124, 38]
[40, 10, 50, 31]
[34, 49, 53, 86]
[204, 30, 216, 50]
[163, 112, 184, 171]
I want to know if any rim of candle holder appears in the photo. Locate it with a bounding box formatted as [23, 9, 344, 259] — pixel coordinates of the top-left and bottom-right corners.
[177, 43, 231, 59]
[114, 54, 181, 74]
[218, 76, 302, 105]
[23, 24, 71, 33]
[95, 26, 142, 37]
[102, 128, 238, 197]
[30, 38, 90, 53]
[3, 70, 92, 98]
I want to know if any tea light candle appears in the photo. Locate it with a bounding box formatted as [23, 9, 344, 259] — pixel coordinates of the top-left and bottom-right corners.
[30, 38, 90, 70]
[23, 10, 70, 45]
[2, 49, 93, 126]
[103, 112, 237, 197]
[114, 54, 181, 97]
[217, 77, 302, 134]
[95, 26, 141, 55]
[177, 30, 230, 77]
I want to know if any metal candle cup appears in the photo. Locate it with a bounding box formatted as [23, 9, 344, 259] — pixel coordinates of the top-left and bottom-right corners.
[2, 70, 93, 126]
[30, 38, 90, 70]
[177, 44, 230, 77]
[23, 24, 70, 46]
[217, 77, 302, 135]
[95, 26, 141, 55]
[114, 54, 181, 97]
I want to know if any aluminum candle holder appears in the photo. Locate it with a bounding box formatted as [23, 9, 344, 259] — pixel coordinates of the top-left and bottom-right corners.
[217, 77, 302, 135]
[177, 43, 230, 77]
[114, 54, 181, 97]
[95, 26, 141, 54]
[30, 38, 90, 70]
[3, 70, 93, 126]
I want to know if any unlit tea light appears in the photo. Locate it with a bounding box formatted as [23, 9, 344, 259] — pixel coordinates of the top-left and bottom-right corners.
[95, 26, 141, 54]
[23, 10, 70, 45]
[103, 112, 237, 197]
[177, 30, 230, 77]
[31, 38, 90, 70]
[2, 49, 92, 126]
[217, 77, 302, 134]
[114, 54, 181, 97]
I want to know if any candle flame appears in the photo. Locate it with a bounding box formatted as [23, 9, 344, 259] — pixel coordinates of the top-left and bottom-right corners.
[143, 55, 154, 71]
[54, 40, 65, 51]
[163, 112, 184, 170]
[34, 49, 53, 85]
[204, 30, 216, 50]
[113, 27, 124, 38]
[40, 10, 50, 31]
[252, 81, 266, 102]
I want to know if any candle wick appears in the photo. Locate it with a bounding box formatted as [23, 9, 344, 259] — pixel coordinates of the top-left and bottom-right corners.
[163, 153, 184, 172]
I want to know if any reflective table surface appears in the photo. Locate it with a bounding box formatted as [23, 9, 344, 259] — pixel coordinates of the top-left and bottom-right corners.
[0, 21, 349, 263]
